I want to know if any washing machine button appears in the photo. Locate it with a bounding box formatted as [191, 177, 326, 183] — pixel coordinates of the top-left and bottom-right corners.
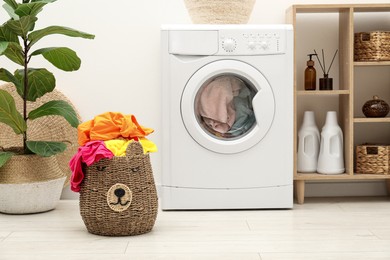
[247, 41, 256, 50]
[222, 38, 236, 52]
[260, 41, 269, 50]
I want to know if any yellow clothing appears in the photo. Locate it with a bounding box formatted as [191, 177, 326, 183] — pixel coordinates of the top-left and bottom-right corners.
[104, 138, 157, 156]
[139, 138, 158, 154]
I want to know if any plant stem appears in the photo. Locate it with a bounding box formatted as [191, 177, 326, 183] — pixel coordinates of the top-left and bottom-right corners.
[23, 37, 29, 154]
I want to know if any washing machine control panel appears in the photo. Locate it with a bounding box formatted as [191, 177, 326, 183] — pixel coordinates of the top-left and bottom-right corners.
[219, 29, 286, 55]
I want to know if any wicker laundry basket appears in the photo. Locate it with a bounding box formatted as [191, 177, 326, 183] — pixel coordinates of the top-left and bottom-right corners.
[79, 142, 158, 236]
[184, 0, 256, 24]
[356, 144, 389, 174]
[354, 31, 390, 61]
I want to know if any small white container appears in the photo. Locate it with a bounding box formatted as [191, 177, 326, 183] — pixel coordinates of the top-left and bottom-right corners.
[297, 111, 320, 172]
[317, 111, 345, 174]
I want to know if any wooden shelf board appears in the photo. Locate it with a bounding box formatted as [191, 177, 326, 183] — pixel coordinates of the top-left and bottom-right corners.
[354, 117, 390, 123]
[353, 6, 390, 12]
[295, 173, 390, 180]
[293, 4, 390, 13]
[296, 90, 350, 95]
[354, 61, 390, 67]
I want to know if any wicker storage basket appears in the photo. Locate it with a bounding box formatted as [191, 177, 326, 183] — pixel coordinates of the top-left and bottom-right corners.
[356, 144, 389, 174]
[79, 142, 158, 236]
[184, 0, 255, 24]
[354, 31, 390, 61]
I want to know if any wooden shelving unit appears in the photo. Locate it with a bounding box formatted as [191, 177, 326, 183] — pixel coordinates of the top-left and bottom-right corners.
[286, 4, 390, 204]
[296, 90, 350, 95]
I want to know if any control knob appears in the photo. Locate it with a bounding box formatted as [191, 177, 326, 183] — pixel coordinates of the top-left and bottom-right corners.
[260, 41, 269, 50]
[247, 41, 256, 50]
[222, 38, 236, 52]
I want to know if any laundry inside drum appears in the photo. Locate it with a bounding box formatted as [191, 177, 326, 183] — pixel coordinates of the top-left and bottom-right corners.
[195, 74, 257, 140]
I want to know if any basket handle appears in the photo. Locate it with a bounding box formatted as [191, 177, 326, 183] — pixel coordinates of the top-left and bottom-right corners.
[366, 146, 378, 155]
[360, 33, 371, 42]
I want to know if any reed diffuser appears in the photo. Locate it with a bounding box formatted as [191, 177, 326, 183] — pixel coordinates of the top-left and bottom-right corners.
[314, 49, 338, 90]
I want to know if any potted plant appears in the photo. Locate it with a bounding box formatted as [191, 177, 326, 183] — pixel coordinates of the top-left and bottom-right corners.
[0, 0, 94, 214]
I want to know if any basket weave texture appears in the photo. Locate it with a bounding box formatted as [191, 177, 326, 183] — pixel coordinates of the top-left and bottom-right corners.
[0, 83, 80, 186]
[354, 31, 390, 61]
[0, 155, 64, 184]
[184, 0, 255, 24]
[356, 144, 389, 174]
[79, 142, 158, 236]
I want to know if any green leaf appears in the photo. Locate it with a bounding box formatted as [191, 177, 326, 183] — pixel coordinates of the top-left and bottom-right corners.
[6, 15, 37, 38]
[14, 68, 55, 101]
[2, 3, 19, 20]
[0, 89, 26, 134]
[28, 100, 79, 127]
[28, 26, 95, 46]
[0, 42, 8, 54]
[3, 42, 24, 66]
[14, 2, 47, 17]
[26, 141, 66, 157]
[0, 24, 19, 43]
[14, 1, 56, 17]
[0, 68, 22, 90]
[4, 0, 18, 10]
[0, 152, 13, 168]
[31, 47, 81, 71]
[31, 0, 57, 3]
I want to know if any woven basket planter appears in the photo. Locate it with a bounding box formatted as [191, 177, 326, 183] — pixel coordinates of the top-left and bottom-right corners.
[79, 142, 158, 236]
[0, 155, 65, 214]
[0, 83, 79, 187]
[354, 31, 390, 61]
[184, 0, 256, 24]
[356, 144, 389, 174]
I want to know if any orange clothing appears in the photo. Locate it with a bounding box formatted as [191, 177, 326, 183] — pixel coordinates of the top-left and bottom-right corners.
[78, 112, 154, 146]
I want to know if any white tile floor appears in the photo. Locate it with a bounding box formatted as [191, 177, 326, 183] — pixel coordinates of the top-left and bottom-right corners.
[1, 197, 390, 259]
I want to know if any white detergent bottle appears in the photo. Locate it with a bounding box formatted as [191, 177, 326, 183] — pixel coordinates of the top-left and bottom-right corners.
[317, 111, 345, 174]
[297, 111, 320, 172]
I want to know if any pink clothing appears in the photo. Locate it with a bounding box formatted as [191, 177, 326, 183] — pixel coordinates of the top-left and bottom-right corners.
[197, 76, 244, 134]
[69, 140, 114, 192]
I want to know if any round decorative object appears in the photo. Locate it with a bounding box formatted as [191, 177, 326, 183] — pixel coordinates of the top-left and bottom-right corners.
[362, 95, 390, 118]
[107, 183, 132, 212]
[184, 0, 256, 24]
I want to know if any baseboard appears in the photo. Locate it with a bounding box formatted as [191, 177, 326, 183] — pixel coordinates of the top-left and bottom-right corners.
[61, 181, 388, 200]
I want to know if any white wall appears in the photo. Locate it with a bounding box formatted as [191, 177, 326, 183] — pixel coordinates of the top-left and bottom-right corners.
[1, 0, 389, 199]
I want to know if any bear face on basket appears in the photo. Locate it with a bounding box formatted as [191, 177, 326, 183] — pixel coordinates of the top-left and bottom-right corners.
[79, 142, 158, 236]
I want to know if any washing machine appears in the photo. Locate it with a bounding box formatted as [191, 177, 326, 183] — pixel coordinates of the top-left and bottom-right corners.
[161, 24, 293, 210]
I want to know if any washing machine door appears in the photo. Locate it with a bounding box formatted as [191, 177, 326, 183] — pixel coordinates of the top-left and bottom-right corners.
[181, 59, 275, 154]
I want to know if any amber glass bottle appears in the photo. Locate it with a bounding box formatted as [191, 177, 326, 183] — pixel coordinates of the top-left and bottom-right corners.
[304, 54, 316, 90]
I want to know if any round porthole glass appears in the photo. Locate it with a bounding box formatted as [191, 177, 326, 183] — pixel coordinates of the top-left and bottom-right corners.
[194, 74, 257, 141]
[181, 60, 275, 154]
